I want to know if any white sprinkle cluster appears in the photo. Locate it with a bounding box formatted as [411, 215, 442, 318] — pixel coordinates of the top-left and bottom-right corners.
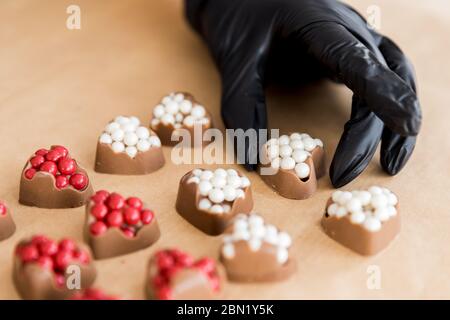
[99, 116, 161, 158]
[264, 133, 323, 179]
[221, 213, 292, 264]
[327, 186, 398, 232]
[187, 168, 251, 215]
[151, 92, 210, 129]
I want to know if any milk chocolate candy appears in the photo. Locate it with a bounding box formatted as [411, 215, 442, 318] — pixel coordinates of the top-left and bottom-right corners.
[175, 168, 253, 235]
[150, 92, 213, 147]
[259, 133, 325, 200]
[322, 186, 401, 256]
[13, 235, 96, 300]
[19, 145, 93, 208]
[145, 249, 222, 300]
[0, 201, 16, 241]
[84, 190, 160, 259]
[95, 115, 165, 175]
[220, 213, 296, 282]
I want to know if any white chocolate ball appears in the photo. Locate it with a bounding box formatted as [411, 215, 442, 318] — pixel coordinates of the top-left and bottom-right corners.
[111, 129, 124, 142]
[271, 157, 281, 170]
[278, 135, 290, 145]
[179, 100, 192, 114]
[278, 232, 292, 247]
[226, 169, 238, 177]
[148, 136, 161, 147]
[183, 115, 195, 127]
[125, 146, 137, 158]
[222, 243, 235, 259]
[267, 145, 279, 159]
[279, 145, 293, 158]
[115, 116, 129, 125]
[314, 138, 323, 147]
[222, 204, 231, 213]
[332, 190, 343, 203]
[240, 177, 251, 188]
[363, 217, 382, 232]
[336, 206, 348, 218]
[111, 141, 125, 153]
[105, 122, 120, 133]
[175, 113, 183, 123]
[99, 133, 112, 144]
[289, 133, 302, 140]
[276, 248, 289, 264]
[137, 139, 151, 152]
[374, 207, 390, 221]
[369, 186, 383, 195]
[122, 122, 137, 133]
[161, 113, 175, 125]
[357, 191, 372, 206]
[187, 176, 200, 184]
[129, 116, 140, 127]
[198, 180, 213, 196]
[161, 96, 172, 105]
[387, 193, 398, 206]
[290, 139, 304, 150]
[214, 168, 227, 178]
[294, 163, 310, 179]
[235, 189, 245, 199]
[337, 191, 352, 205]
[371, 194, 388, 208]
[210, 204, 224, 214]
[135, 126, 150, 139]
[208, 188, 225, 204]
[227, 175, 242, 189]
[198, 198, 212, 210]
[346, 198, 362, 213]
[248, 238, 262, 251]
[327, 203, 339, 216]
[165, 101, 179, 115]
[280, 157, 296, 170]
[292, 149, 309, 163]
[191, 105, 206, 118]
[200, 170, 214, 181]
[124, 132, 138, 146]
[211, 176, 227, 188]
[350, 211, 366, 224]
[153, 105, 165, 118]
[192, 169, 203, 176]
[223, 186, 237, 202]
[303, 137, 316, 151]
[233, 219, 248, 231]
[174, 93, 184, 103]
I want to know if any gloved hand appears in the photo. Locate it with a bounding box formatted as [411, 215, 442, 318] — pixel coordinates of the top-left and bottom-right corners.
[185, 0, 422, 187]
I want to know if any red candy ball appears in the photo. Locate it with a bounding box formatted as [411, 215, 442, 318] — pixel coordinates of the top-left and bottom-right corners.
[35, 148, 48, 156]
[121, 227, 135, 238]
[194, 258, 216, 274]
[157, 254, 175, 270]
[51, 146, 69, 158]
[19, 245, 39, 262]
[30, 155, 45, 168]
[124, 207, 140, 225]
[156, 286, 172, 300]
[91, 190, 110, 203]
[126, 197, 143, 209]
[107, 193, 125, 210]
[54, 251, 72, 271]
[55, 273, 66, 287]
[90, 221, 107, 236]
[45, 150, 63, 162]
[55, 175, 69, 189]
[38, 240, 58, 256]
[58, 158, 76, 175]
[24, 168, 37, 179]
[37, 256, 54, 270]
[106, 210, 123, 227]
[73, 249, 90, 264]
[59, 239, 76, 252]
[141, 210, 154, 225]
[40, 161, 58, 176]
[70, 173, 88, 190]
[0, 203, 6, 216]
[91, 204, 108, 220]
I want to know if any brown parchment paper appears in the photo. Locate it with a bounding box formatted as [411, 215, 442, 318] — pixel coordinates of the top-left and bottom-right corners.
[0, 0, 449, 299]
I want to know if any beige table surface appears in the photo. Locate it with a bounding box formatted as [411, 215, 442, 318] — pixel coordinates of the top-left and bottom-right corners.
[0, 0, 449, 299]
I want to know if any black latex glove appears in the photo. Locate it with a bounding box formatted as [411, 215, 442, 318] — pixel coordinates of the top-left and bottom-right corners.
[185, 0, 422, 187]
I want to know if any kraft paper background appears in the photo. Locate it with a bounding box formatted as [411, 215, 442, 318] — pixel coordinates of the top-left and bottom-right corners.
[0, 0, 449, 299]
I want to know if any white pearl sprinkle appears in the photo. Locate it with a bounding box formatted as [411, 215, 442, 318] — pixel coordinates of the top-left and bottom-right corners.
[137, 139, 151, 152]
[214, 168, 227, 178]
[183, 115, 195, 127]
[292, 149, 309, 163]
[198, 198, 212, 210]
[105, 122, 120, 133]
[289, 133, 302, 140]
[303, 137, 317, 151]
[314, 138, 324, 148]
[211, 176, 227, 188]
[278, 135, 290, 145]
[336, 206, 348, 218]
[222, 204, 231, 213]
[192, 169, 203, 176]
[129, 116, 140, 127]
[187, 176, 200, 184]
[111, 141, 125, 153]
[374, 207, 390, 222]
[278, 232, 292, 247]
[248, 238, 262, 251]
[350, 211, 366, 224]
[198, 180, 213, 196]
[227, 175, 242, 189]
[191, 105, 206, 118]
[208, 188, 225, 204]
[371, 194, 388, 208]
[294, 163, 310, 179]
[346, 198, 362, 213]
[153, 105, 165, 118]
[200, 170, 214, 180]
[210, 204, 224, 214]
[290, 139, 304, 150]
[161, 114, 175, 125]
[125, 146, 138, 158]
[122, 122, 137, 133]
[226, 169, 238, 177]
[165, 101, 179, 115]
[99, 133, 112, 144]
[235, 189, 245, 199]
[174, 93, 185, 103]
[222, 243, 235, 259]
[357, 191, 372, 206]
[135, 127, 150, 139]
[364, 217, 382, 232]
[369, 186, 383, 195]
[223, 186, 237, 202]
[280, 157, 296, 170]
[271, 157, 281, 170]
[124, 132, 138, 146]
[161, 96, 172, 105]
[179, 100, 192, 114]
[267, 145, 279, 160]
[240, 177, 251, 188]
[277, 248, 289, 264]
[148, 136, 161, 147]
[279, 145, 293, 158]
[327, 203, 339, 216]
[111, 129, 125, 142]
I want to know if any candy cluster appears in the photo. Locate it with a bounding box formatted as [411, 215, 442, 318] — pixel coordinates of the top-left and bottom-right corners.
[15, 235, 90, 287]
[89, 190, 155, 238]
[264, 133, 323, 179]
[99, 116, 161, 158]
[71, 288, 117, 300]
[187, 168, 251, 214]
[0, 201, 6, 216]
[221, 214, 292, 264]
[151, 249, 220, 300]
[24, 146, 89, 190]
[151, 92, 210, 129]
[326, 186, 398, 232]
